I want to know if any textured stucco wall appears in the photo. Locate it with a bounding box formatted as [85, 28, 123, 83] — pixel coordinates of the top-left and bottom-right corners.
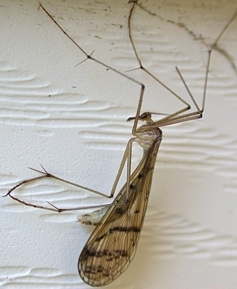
[1, 0, 237, 288]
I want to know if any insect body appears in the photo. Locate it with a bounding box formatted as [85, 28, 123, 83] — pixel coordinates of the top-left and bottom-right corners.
[78, 113, 162, 286]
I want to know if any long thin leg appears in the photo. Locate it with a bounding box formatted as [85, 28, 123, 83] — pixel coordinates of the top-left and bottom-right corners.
[38, 2, 145, 135]
[4, 136, 140, 212]
[128, 1, 237, 127]
[128, 2, 191, 113]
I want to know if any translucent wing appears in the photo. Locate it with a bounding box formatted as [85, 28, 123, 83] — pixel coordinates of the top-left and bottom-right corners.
[78, 138, 161, 286]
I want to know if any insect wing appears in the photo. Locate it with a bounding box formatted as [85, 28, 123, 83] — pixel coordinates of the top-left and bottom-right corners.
[78, 156, 155, 286]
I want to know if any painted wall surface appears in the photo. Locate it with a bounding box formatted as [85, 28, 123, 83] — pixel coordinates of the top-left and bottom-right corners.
[1, 0, 237, 288]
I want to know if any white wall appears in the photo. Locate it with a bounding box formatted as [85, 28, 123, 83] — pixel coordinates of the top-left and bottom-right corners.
[1, 0, 237, 288]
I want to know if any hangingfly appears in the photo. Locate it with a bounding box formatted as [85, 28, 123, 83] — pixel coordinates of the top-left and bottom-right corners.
[78, 112, 162, 286]
[5, 1, 237, 287]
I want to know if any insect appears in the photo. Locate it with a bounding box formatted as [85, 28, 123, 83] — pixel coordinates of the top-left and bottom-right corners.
[5, 1, 237, 287]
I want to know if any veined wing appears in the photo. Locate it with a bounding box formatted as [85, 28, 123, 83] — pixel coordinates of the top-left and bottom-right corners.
[78, 137, 161, 286]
